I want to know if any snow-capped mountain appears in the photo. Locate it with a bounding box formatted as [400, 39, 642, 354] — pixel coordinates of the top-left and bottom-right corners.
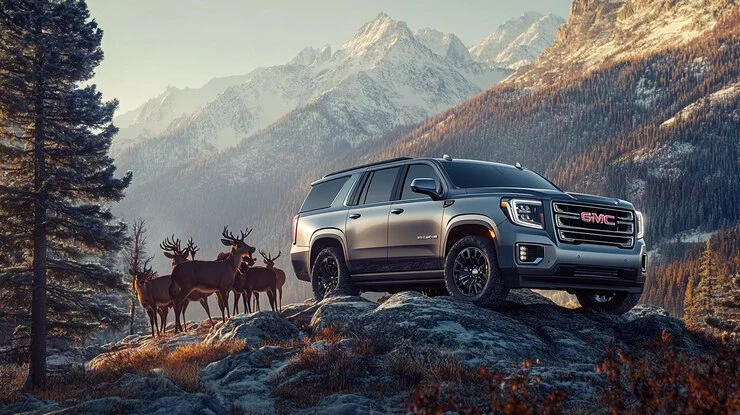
[111, 72, 262, 154]
[509, 0, 735, 86]
[113, 13, 514, 181]
[469, 12, 564, 69]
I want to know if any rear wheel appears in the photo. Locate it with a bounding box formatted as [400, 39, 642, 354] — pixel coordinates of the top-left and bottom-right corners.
[311, 247, 358, 301]
[444, 235, 508, 309]
[575, 291, 641, 315]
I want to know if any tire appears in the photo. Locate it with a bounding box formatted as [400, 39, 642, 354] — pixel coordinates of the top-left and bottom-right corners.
[444, 235, 508, 309]
[311, 247, 358, 301]
[575, 291, 642, 315]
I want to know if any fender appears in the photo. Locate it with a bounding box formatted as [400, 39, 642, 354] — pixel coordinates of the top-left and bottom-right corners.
[309, 227, 349, 269]
[443, 214, 500, 254]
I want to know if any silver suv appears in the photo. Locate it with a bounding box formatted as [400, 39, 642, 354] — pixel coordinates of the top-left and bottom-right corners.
[290, 156, 647, 314]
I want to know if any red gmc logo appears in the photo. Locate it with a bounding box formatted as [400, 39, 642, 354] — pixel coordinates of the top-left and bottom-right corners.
[581, 212, 616, 226]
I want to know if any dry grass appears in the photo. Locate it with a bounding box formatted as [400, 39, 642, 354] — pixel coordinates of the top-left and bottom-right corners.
[0, 363, 29, 405]
[4, 339, 246, 407]
[598, 330, 740, 414]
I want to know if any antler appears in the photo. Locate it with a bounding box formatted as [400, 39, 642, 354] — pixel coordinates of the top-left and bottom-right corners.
[260, 249, 281, 262]
[160, 234, 188, 257]
[186, 237, 200, 259]
[223, 226, 252, 242]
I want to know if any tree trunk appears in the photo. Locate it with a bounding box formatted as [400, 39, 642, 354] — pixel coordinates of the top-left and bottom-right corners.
[27, 18, 47, 390]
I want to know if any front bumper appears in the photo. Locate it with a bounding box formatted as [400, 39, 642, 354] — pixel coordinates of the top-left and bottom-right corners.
[494, 220, 647, 294]
[290, 245, 311, 282]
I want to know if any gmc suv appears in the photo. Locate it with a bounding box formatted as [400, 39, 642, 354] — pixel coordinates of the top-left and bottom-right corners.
[290, 156, 648, 314]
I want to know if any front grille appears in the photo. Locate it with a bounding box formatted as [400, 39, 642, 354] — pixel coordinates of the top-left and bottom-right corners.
[572, 267, 620, 279]
[553, 202, 635, 248]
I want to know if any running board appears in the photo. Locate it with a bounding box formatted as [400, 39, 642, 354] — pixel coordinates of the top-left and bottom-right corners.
[351, 269, 444, 286]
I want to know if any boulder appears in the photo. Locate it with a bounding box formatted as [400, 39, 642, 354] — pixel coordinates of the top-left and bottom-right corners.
[47, 374, 225, 415]
[201, 346, 295, 414]
[308, 296, 378, 333]
[204, 311, 301, 346]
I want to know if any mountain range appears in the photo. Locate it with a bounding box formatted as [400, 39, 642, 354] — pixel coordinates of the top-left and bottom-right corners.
[112, 11, 563, 268]
[113, 1, 739, 314]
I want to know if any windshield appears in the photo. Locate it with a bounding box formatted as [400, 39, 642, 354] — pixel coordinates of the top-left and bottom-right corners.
[441, 161, 559, 190]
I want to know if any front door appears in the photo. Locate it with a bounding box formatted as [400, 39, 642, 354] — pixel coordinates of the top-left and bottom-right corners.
[344, 166, 401, 274]
[387, 163, 445, 271]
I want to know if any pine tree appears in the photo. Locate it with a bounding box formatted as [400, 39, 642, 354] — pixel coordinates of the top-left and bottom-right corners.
[684, 239, 720, 327]
[0, 0, 132, 389]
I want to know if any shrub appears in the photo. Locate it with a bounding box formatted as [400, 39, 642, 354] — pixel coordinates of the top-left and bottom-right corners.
[0, 363, 29, 404]
[598, 330, 740, 414]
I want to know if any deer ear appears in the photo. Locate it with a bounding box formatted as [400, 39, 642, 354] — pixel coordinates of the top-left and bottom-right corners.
[128, 268, 135, 276]
[221, 239, 232, 246]
[163, 252, 174, 258]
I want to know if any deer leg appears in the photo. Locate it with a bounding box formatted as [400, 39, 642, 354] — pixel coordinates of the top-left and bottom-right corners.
[223, 289, 231, 319]
[173, 297, 182, 334]
[146, 308, 156, 338]
[162, 306, 169, 334]
[254, 293, 261, 312]
[277, 287, 283, 313]
[200, 298, 214, 326]
[233, 291, 240, 315]
[268, 286, 276, 312]
[242, 291, 249, 314]
[245, 289, 254, 314]
[182, 300, 190, 331]
[215, 291, 227, 322]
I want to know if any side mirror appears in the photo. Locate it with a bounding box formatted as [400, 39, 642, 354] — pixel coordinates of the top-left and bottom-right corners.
[410, 178, 442, 200]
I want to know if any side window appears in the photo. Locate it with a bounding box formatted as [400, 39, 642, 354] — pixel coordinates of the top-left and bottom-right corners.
[299, 176, 350, 212]
[361, 167, 400, 204]
[400, 164, 439, 200]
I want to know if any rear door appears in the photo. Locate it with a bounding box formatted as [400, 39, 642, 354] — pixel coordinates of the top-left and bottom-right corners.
[344, 167, 402, 274]
[387, 163, 445, 271]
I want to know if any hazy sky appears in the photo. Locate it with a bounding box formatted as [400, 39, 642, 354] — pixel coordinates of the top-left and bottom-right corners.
[86, 0, 571, 114]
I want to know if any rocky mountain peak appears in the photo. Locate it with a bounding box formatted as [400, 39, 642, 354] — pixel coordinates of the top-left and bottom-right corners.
[469, 12, 564, 69]
[341, 12, 414, 56]
[415, 28, 472, 64]
[511, 0, 735, 86]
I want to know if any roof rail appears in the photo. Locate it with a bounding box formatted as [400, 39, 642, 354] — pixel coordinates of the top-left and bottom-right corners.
[323, 157, 413, 178]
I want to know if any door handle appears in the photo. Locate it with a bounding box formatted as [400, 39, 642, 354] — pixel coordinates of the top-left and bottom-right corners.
[390, 208, 404, 215]
[349, 213, 361, 219]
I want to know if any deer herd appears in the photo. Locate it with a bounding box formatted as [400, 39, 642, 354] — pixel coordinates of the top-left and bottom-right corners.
[129, 226, 286, 336]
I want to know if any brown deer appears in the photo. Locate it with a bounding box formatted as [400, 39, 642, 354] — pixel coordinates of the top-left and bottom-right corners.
[257, 249, 286, 312]
[231, 255, 256, 315]
[170, 227, 255, 333]
[130, 265, 160, 337]
[130, 264, 177, 338]
[242, 263, 278, 314]
[160, 237, 217, 331]
[181, 238, 216, 328]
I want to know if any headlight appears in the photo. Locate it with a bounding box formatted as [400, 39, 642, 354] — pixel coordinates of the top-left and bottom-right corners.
[501, 199, 545, 229]
[635, 210, 644, 239]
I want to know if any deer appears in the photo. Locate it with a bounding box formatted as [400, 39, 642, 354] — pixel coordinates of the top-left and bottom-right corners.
[240, 261, 278, 314]
[160, 237, 217, 331]
[130, 265, 161, 337]
[170, 227, 255, 333]
[255, 250, 286, 312]
[231, 254, 256, 315]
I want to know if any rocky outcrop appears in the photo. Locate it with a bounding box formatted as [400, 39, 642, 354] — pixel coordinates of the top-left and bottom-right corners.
[204, 311, 301, 346]
[8, 290, 706, 414]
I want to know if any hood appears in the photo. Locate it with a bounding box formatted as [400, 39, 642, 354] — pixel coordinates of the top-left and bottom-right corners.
[461, 187, 635, 210]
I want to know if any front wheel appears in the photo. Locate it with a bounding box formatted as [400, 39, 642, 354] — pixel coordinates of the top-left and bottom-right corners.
[575, 291, 642, 315]
[311, 247, 358, 301]
[444, 235, 508, 309]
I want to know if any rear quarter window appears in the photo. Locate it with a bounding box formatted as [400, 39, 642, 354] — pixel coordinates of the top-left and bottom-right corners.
[300, 176, 350, 213]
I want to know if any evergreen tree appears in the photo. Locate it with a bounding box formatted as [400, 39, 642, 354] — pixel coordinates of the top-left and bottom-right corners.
[684, 239, 720, 326]
[0, 0, 131, 388]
